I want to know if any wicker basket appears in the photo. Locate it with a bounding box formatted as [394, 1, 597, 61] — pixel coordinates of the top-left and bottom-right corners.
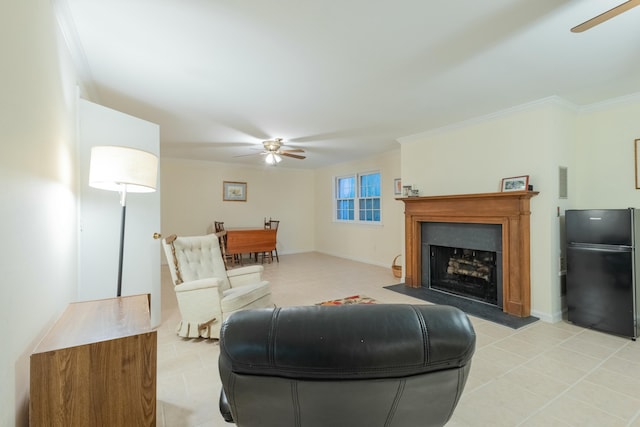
[391, 255, 402, 278]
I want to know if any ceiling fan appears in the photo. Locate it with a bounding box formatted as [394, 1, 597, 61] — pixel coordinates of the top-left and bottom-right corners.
[250, 138, 306, 165]
[571, 0, 640, 32]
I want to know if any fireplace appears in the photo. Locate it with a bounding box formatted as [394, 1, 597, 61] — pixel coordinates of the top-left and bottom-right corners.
[423, 222, 502, 307]
[430, 246, 499, 304]
[401, 191, 538, 317]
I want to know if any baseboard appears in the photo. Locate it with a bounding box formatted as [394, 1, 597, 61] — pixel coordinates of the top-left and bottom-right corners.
[314, 250, 390, 269]
[530, 309, 562, 324]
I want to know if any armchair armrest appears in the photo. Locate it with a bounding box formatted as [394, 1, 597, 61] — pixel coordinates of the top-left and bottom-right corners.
[227, 265, 264, 277]
[227, 265, 265, 287]
[175, 277, 223, 292]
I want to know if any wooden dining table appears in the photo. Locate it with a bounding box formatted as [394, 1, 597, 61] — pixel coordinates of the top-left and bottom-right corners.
[224, 228, 277, 264]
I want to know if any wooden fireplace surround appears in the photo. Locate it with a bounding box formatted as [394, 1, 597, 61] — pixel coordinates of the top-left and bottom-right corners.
[401, 191, 538, 317]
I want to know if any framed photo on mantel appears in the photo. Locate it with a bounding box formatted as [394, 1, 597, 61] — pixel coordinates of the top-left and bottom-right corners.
[501, 175, 529, 192]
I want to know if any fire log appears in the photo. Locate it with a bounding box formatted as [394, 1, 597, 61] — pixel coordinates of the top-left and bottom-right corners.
[447, 258, 490, 281]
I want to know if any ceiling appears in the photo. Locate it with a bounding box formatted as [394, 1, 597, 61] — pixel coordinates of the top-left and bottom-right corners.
[58, 0, 640, 169]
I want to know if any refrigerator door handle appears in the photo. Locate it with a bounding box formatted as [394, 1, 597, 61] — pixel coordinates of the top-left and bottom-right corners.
[568, 244, 633, 253]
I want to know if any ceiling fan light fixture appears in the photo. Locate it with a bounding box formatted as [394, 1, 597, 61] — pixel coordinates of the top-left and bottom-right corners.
[265, 152, 282, 165]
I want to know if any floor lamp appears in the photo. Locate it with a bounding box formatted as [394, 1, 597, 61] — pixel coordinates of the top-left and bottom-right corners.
[89, 146, 158, 297]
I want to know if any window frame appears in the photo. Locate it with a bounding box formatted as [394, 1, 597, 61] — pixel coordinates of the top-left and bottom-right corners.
[334, 171, 382, 224]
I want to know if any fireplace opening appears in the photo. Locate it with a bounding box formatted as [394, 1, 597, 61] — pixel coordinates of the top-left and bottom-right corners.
[421, 222, 503, 308]
[430, 245, 498, 305]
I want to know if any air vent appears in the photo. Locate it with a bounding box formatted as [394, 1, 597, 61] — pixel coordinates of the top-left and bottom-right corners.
[559, 166, 568, 199]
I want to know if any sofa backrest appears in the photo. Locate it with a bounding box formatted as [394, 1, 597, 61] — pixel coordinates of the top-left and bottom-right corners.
[219, 304, 476, 427]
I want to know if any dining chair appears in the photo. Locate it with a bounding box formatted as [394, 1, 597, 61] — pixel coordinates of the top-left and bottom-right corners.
[258, 219, 279, 263]
[213, 221, 239, 267]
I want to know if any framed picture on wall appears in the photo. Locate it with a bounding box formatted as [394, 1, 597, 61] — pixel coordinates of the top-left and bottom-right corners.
[501, 175, 529, 192]
[223, 181, 247, 201]
[394, 178, 402, 195]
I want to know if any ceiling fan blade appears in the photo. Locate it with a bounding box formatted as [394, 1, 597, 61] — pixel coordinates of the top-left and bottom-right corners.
[281, 152, 306, 160]
[233, 152, 264, 158]
[571, 0, 640, 33]
[281, 148, 305, 153]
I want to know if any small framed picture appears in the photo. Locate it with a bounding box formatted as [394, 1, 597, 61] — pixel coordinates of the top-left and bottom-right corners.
[501, 175, 529, 192]
[223, 181, 247, 201]
[394, 178, 402, 195]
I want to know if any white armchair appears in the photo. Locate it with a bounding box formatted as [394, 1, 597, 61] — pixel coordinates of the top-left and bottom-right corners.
[162, 233, 273, 339]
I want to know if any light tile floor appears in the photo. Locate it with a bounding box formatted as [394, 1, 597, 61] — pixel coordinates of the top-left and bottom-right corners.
[156, 252, 640, 427]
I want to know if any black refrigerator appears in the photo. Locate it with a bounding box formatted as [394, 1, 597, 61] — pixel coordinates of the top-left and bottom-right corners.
[566, 209, 639, 339]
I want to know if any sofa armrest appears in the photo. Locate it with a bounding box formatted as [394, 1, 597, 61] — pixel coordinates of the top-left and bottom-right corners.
[175, 277, 223, 292]
[219, 389, 234, 423]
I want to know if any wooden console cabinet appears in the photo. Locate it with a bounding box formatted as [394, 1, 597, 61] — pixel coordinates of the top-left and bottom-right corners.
[30, 294, 157, 426]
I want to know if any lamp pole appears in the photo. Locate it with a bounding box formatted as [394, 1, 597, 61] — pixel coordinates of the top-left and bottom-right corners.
[117, 187, 128, 297]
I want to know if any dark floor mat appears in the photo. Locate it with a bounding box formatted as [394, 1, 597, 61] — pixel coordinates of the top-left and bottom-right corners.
[384, 283, 538, 329]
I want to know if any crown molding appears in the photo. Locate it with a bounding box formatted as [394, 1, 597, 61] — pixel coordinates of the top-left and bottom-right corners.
[577, 91, 640, 113]
[51, 0, 100, 102]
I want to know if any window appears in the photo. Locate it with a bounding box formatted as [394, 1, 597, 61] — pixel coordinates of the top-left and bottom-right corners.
[335, 172, 381, 223]
[336, 176, 355, 220]
[359, 173, 381, 221]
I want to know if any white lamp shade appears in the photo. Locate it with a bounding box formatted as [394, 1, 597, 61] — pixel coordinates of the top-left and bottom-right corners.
[89, 146, 158, 193]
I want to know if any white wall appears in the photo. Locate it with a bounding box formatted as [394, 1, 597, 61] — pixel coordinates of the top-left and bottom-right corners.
[160, 158, 316, 258]
[313, 149, 404, 268]
[1, 1, 79, 425]
[574, 98, 640, 208]
[398, 99, 576, 322]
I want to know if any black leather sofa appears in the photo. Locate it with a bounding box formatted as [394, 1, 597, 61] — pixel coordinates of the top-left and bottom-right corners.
[219, 304, 476, 427]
